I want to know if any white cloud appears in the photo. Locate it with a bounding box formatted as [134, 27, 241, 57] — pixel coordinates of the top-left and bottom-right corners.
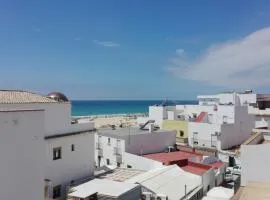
[175, 48, 185, 55]
[93, 40, 120, 47]
[167, 27, 270, 88]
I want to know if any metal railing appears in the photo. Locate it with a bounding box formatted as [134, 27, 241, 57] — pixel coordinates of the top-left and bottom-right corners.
[190, 138, 217, 149]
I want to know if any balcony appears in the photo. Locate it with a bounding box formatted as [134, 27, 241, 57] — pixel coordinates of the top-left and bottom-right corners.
[96, 142, 102, 150]
[190, 138, 217, 149]
[114, 147, 122, 155]
[97, 149, 103, 157]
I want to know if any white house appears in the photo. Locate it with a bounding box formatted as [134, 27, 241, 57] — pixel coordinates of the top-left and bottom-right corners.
[95, 127, 176, 169]
[139, 91, 255, 150]
[187, 105, 254, 150]
[0, 90, 96, 200]
[0, 109, 45, 200]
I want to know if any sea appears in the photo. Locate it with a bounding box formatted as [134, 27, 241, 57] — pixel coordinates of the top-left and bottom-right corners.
[71, 100, 197, 116]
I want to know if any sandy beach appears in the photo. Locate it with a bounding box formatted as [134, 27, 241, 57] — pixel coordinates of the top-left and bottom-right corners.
[74, 113, 147, 128]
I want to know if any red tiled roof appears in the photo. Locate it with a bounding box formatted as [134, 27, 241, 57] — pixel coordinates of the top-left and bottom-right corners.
[195, 112, 206, 122]
[181, 161, 212, 175]
[208, 161, 225, 169]
[143, 151, 203, 164]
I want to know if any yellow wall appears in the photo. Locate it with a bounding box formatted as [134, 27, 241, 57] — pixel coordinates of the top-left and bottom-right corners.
[162, 120, 188, 139]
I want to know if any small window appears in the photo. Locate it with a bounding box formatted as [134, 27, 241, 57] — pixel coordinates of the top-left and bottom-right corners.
[193, 141, 198, 145]
[106, 159, 110, 165]
[180, 130, 184, 137]
[117, 162, 121, 167]
[71, 144, 75, 151]
[207, 185, 210, 191]
[127, 165, 132, 168]
[108, 138, 111, 145]
[53, 185, 61, 199]
[53, 147, 61, 160]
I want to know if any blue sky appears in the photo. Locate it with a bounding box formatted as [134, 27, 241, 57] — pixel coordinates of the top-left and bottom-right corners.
[1, 0, 270, 99]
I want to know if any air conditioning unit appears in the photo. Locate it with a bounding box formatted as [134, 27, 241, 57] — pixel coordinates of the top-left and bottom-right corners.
[156, 194, 168, 200]
[141, 192, 152, 200]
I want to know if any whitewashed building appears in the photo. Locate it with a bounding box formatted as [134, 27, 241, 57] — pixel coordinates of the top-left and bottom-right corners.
[138, 91, 255, 150]
[248, 94, 270, 129]
[0, 90, 96, 200]
[0, 109, 46, 200]
[95, 127, 176, 169]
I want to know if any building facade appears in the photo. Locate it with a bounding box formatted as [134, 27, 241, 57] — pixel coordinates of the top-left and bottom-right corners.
[0, 90, 96, 200]
[95, 127, 176, 169]
[0, 109, 45, 200]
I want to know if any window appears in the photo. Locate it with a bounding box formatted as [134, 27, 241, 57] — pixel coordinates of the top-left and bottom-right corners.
[53, 147, 61, 160]
[180, 130, 184, 137]
[117, 162, 121, 167]
[71, 144, 75, 151]
[193, 141, 198, 145]
[108, 138, 111, 145]
[127, 165, 132, 168]
[53, 185, 61, 199]
[106, 159, 110, 165]
[207, 185, 210, 191]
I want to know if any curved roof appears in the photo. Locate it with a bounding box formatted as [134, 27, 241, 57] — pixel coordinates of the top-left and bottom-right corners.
[47, 92, 69, 102]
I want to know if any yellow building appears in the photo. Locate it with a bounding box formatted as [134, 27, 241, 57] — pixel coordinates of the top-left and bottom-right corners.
[162, 120, 188, 143]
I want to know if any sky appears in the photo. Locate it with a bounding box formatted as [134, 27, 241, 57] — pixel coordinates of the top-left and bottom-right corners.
[1, 0, 270, 100]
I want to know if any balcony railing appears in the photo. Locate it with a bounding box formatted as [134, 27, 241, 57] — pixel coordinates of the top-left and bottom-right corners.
[97, 149, 103, 157]
[114, 147, 122, 155]
[190, 138, 217, 149]
[96, 142, 102, 150]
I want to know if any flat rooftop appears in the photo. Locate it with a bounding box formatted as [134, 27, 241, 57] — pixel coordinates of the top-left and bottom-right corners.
[96, 167, 145, 182]
[69, 178, 139, 199]
[208, 161, 226, 169]
[181, 162, 212, 176]
[143, 151, 203, 164]
[97, 127, 172, 139]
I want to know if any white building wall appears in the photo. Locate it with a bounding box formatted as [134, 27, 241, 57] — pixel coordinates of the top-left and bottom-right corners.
[0, 103, 71, 134]
[95, 134, 125, 167]
[124, 131, 176, 155]
[188, 122, 221, 149]
[202, 169, 216, 194]
[238, 93, 257, 105]
[220, 106, 254, 149]
[95, 131, 176, 168]
[188, 106, 253, 150]
[123, 152, 163, 170]
[0, 110, 45, 200]
[241, 144, 270, 186]
[149, 106, 167, 127]
[45, 132, 95, 200]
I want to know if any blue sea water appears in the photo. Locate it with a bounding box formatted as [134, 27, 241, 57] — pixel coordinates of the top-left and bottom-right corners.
[71, 100, 197, 116]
